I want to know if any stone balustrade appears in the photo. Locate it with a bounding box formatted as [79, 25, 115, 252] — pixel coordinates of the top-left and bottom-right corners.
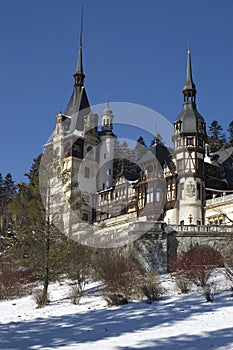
[206, 193, 233, 206]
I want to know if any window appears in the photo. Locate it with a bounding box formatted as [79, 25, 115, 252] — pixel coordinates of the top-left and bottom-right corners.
[146, 187, 153, 203]
[87, 145, 93, 153]
[167, 184, 171, 201]
[177, 159, 183, 171]
[155, 189, 160, 202]
[171, 183, 176, 200]
[104, 153, 107, 159]
[187, 137, 194, 146]
[197, 139, 203, 148]
[57, 167, 61, 179]
[82, 212, 89, 221]
[180, 183, 184, 199]
[108, 169, 111, 175]
[176, 138, 181, 147]
[84, 167, 90, 178]
[197, 183, 201, 199]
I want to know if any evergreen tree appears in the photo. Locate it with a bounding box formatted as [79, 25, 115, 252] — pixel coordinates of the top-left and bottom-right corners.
[208, 120, 226, 152]
[113, 138, 122, 175]
[227, 120, 233, 147]
[0, 173, 15, 235]
[134, 136, 147, 161]
[121, 140, 135, 162]
[113, 139, 137, 175]
[3, 173, 15, 202]
[8, 156, 67, 306]
[0, 173, 4, 216]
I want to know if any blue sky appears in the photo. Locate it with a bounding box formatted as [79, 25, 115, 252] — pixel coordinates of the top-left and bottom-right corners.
[0, 0, 232, 183]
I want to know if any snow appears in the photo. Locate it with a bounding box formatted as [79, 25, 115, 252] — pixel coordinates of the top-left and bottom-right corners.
[1, 271, 233, 350]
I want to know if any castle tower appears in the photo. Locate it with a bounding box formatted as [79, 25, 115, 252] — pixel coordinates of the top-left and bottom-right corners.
[98, 102, 116, 191]
[54, 10, 99, 227]
[172, 46, 207, 225]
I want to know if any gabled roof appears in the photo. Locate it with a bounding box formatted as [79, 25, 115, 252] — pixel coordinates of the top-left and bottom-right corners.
[114, 168, 140, 182]
[212, 147, 233, 166]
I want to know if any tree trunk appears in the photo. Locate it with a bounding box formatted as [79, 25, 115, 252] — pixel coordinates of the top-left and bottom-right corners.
[42, 224, 50, 305]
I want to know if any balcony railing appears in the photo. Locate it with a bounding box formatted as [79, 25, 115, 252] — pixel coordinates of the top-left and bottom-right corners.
[206, 193, 233, 206]
[169, 224, 233, 233]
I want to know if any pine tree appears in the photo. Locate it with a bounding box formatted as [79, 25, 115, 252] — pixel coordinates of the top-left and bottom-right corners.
[113, 138, 122, 175]
[208, 120, 226, 152]
[8, 156, 67, 306]
[0, 173, 15, 235]
[134, 136, 147, 161]
[227, 120, 233, 147]
[0, 173, 3, 217]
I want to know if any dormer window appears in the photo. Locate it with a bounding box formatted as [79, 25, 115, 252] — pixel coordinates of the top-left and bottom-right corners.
[197, 139, 203, 148]
[176, 138, 182, 147]
[187, 137, 194, 146]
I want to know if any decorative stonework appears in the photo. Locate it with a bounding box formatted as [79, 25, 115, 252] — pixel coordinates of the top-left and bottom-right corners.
[186, 182, 195, 197]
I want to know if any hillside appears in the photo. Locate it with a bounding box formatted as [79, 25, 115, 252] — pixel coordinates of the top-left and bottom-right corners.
[0, 271, 233, 350]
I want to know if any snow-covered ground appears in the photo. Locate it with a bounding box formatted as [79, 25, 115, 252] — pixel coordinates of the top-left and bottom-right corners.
[1, 271, 233, 350]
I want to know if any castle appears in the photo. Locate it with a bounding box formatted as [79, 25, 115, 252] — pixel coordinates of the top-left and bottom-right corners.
[43, 24, 233, 242]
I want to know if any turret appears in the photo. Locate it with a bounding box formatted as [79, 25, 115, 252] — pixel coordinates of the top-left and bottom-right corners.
[98, 102, 116, 191]
[167, 46, 207, 226]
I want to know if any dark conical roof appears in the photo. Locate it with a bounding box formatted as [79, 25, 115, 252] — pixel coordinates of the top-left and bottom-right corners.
[64, 7, 90, 131]
[74, 5, 84, 81]
[175, 103, 205, 133]
[183, 47, 196, 93]
[175, 47, 206, 135]
[65, 87, 90, 131]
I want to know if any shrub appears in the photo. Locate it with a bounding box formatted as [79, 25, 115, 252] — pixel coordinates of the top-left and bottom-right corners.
[93, 249, 144, 304]
[94, 250, 143, 295]
[223, 244, 233, 292]
[175, 246, 222, 301]
[69, 284, 83, 305]
[103, 292, 128, 306]
[139, 271, 162, 303]
[175, 272, 192, 294]
[63, 241, 92, 304]
[0, 269, 36, 300]
[203, 282, 215, 302]
[33, 289, 50, 308]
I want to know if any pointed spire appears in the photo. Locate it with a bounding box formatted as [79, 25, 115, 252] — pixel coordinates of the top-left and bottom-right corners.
[74, 5, 85, 87]
[183, 44, 196, 103]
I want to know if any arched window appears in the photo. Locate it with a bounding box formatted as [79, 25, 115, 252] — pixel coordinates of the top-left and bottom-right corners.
[87, 145, 93, 153]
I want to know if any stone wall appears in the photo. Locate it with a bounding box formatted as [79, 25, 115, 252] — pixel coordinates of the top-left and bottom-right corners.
[131, 223, 233, 272]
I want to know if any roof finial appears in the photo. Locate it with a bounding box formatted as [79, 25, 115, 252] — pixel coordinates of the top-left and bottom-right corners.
[107, 95, 110, 109]
[186, 44, 192, 82]
[80, 4, 83, 48]
[74, 5, 85, 86]
[188, 32, 191, 51]
[182, 42, 196, 103]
